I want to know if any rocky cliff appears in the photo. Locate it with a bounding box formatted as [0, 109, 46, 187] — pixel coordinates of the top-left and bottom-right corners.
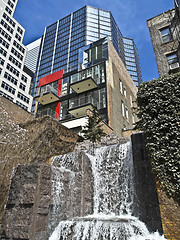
[0, 97, 79, 222]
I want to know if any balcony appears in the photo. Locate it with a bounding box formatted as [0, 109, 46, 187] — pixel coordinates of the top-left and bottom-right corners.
[34, 85, 59, 105]
[36, 108, 56, 119]
[68, 95, 97, 117]
[70, 76, 98, 94]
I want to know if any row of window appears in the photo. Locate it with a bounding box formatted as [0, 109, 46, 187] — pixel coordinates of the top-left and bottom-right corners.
[8, 0, 14, 9]
[0, 37, 9, 49]
[54, 48, 68, 60]
[17, 26, 23, 35]
[125, 56, 135, 63]
[0, 90, 13, 101]
[4, 71, 18, 85]
[127, 65, 137, 72]
[13, 40, 25, 53]
[19, 82, 26, 91]
[5, 6, 12, 15]
[3, 13, 15, 27]
[21, 74, 27, 83]
[1, 81, 15, 95]
[124, 43, 134, 50]
[9, 55, 21, 68]
[0, 57, 5, 66]
[1, 19, 13, 34]
[73, 7, 85, 18]
[0, 27, 11, 41]
[0, 47, 7, 57]
[17, 92, 29, 104]
[16, 101, 28, 111]
[15, 33, 21, 42]
[11, 47, 23, 61]
[7, 63, 20, 77]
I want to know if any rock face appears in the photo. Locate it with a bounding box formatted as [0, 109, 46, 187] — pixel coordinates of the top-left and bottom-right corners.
[1, 164, 52, 240]
[0, 133, 163, 239]
[0, 97, 79, 222]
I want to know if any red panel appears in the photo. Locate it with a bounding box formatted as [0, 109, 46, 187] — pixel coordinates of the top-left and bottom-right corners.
[57, 79, 62, 97]
[55, 102, 61, 120]
[39, 70, 64, 87]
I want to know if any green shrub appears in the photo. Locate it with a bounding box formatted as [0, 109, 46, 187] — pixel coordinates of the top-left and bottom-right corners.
[136, 73, 180, 202]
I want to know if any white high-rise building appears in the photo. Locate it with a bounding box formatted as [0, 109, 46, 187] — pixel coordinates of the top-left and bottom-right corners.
[0, 0, 33, 112]
[25, 38, 41, 73]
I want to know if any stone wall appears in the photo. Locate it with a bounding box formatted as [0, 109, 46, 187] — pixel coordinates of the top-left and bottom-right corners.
[0, 98, 79, 223]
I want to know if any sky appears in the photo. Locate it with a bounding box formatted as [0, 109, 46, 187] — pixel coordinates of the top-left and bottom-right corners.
[14, 0, 174, 83]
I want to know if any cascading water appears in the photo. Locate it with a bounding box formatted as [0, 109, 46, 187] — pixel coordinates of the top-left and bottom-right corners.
[48, 142, 165, 240]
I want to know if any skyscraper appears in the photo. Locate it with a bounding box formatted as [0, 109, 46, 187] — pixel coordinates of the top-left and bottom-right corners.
[31, 5, 142, 112]
[0, 0, 33, 112]
[35, 38, 138, 136]
[25, 38, 41, 73]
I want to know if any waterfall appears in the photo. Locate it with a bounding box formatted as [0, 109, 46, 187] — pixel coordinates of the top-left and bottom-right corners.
[48, 142, 165, 240]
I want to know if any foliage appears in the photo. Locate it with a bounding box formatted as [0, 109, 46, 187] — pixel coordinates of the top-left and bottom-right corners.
[82, 107, 106, 143]
[136, 73, 180, 202]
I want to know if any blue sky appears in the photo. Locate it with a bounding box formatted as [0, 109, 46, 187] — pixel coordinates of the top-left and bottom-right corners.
[14, 0, 174, 82]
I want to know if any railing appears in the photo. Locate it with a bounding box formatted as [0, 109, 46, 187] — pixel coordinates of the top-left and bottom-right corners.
[40, 85, 58, 96]
[36, 108, 56, 119]
[69, 95, 98, 109]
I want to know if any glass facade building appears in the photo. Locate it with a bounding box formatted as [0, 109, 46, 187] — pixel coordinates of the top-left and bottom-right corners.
[31, 5, 142, 112]
[123, 37, 142, 86]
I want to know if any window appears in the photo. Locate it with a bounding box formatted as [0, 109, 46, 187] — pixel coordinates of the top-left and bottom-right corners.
[0, 57, 5, 66]
[6, 63, 20, 77]
[5, 6, 12, 15]
[21, 74, 27, 83]
[17, 26, 23, 35]
[0, 20, 13, 34]
[1, 81, 15, 95]
[160, 27, 172, 43]
[0, 27, 11, 41]
[7, 0, 14, 9]
[3, 13, 15, 27]
[167, 53, 179, 69]
[13, 40, 25, 53]
[125, 107, 129, 121]
[17, 92, 29, 104]
[9, 55, 21, 68]
[4, 72, 17, 85]
[11, 47, 23, 60]
[121, 100, 125, 117]
[119, 79, 123, 94]
[123, 87, 127, 97]
[19, 83, 26, 91]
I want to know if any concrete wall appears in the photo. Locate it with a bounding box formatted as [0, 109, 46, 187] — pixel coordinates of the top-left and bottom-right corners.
[106, 39, 138, 136]
[147, 9, 180, 77]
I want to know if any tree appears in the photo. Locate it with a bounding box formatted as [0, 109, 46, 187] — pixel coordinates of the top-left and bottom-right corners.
[82, 107, 106, 144]
[136, 73, 180, 203]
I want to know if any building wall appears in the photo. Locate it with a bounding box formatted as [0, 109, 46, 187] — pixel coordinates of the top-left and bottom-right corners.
[106, 39, 138, 136]
[0, 0, 33, 112]
[147, 9, 180, 77]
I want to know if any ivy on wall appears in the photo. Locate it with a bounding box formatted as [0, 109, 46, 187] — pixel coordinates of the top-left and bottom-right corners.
[136, 73, 180, 202]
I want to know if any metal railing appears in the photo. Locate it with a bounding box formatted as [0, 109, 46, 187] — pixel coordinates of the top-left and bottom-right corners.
[40, 85, 58, 96]
[36, 108, 56, 119]
[69, 95, 98, 109]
